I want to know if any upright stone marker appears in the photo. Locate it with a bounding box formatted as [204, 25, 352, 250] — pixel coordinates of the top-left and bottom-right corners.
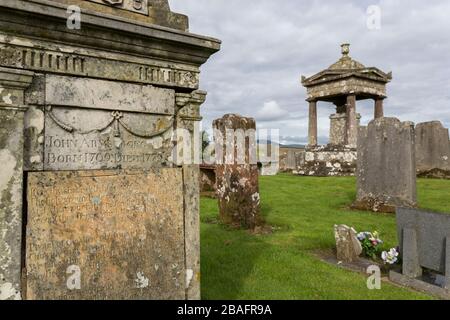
[415, 121, 450, 178]
[0, 0, 220, 300]
[390, 208, 450, 299]
[213, 114, 262, 229]
[334, 225, 362, 263]
[353, 118, 417, 213]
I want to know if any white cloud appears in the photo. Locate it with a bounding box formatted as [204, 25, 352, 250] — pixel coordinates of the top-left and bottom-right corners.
[256, 101, 288, 121]
[171, 0, 450, 143]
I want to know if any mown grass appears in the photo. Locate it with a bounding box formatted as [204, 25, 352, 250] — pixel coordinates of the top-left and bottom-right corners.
[200, 175, 450, 300]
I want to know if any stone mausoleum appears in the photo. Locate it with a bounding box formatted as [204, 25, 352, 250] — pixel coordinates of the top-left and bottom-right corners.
[299, 44, 392, 176]
[0, 0, 220, 300]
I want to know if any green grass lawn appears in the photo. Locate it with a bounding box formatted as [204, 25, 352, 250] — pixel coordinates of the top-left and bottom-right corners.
[200, 175, 450, 300]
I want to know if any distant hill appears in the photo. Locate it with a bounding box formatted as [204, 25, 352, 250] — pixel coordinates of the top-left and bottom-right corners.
[280, 144, 305, 149]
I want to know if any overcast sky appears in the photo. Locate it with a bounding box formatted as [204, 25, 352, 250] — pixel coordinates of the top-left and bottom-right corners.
[170, 0, 450, 145]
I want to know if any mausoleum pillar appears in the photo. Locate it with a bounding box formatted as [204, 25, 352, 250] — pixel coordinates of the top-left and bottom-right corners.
[345, 94, 357, 148]
[374, 98, 384, 119]
[0, 67, 34, 300]
[308, 100, 318, 146]
[175, 90, 207, 300]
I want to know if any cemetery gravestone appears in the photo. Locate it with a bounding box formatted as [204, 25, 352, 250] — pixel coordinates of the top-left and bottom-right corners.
[0, 0, 220, 300]
[415, 121, 450, 179]
[334, 225, 362, 263]
[390, 208, 450, 299]
[353, 117, 417, 213]
[213, 114, 263, 229]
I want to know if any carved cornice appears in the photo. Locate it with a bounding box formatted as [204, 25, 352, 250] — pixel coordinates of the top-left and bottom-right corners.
[0, 67, 34, 90]
[176, 90, 207, 121]
[0, 0, 221, 66]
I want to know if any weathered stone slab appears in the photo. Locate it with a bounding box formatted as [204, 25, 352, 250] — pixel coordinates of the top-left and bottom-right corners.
[389, 270, 450, 300]
[353, 118, 417, 213]
[334, 225, 362, 263]
[396, 208, 450, 275]
[26, 169, 186, 300]
[329, 113, 361, 146]
[45, 75, 175, 115]
[390, 208, 450, 297]
[415, 121, 450, 178]
[43, 107, 174, 171]
[213, 114, 262, 229]
[0, 107, 25, 300]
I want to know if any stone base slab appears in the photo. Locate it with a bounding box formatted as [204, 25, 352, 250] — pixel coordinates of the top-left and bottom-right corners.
[352, 197, 417, 214]
[417, 169, 450, 179]
[389, 271, 450, 300]
[297, 146, 357, 177]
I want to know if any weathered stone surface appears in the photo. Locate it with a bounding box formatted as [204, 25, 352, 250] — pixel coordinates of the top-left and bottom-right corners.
[298, 145, 357, 177]
[391, 208, 450, 295]
[44, 106, 174, 170]
[329, 113, 361, 146]
[353, 118, 417, 213]
[279, 147, 305, 172]
[22, 75, 177, 171]
[389, 270, 450, 300]
[20, 0, 188, 31]
[334, 225, 362, 263]
[171, 91, 208, 300]
[26, 169, 186, 300]
[396, 208, 450, 276]
[0, 0, 219, 301]
[87, 0, 150, 15]
[0, 1, 221, 91]
[302, 44, 392, 101]
[199, 164, 216, 193]
[415, 121, 450, 178]
[301, 44, 392, 176]
[0, 67, 34, 106]
[183, 165, 201, 300]
[0, 67, 33, 300]
[213, 114, 262, 229]
[0, 107, 25, 300]
[45, 75, 175, 115]
[24, 106, 45, 171]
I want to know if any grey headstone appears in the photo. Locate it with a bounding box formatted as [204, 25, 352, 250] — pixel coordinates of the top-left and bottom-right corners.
[397, 208, 450, 275]
[353, 117, 417, 213]
[415, 121, 450, 178]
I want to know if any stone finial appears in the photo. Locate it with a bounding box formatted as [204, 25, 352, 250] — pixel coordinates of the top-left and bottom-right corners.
[341, 43, 350, 57]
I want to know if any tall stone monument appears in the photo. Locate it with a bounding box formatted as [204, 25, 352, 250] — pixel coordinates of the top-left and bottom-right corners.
[353, 118, 417, 213]
[213, 114, 262, 230]
[300, 44, 392, 176]
[415, 121, 450, 179]
[0, 0, 220, 300]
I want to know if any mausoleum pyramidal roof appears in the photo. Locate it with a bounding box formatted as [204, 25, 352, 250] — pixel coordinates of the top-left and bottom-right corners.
[302, 44, 392, 88]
